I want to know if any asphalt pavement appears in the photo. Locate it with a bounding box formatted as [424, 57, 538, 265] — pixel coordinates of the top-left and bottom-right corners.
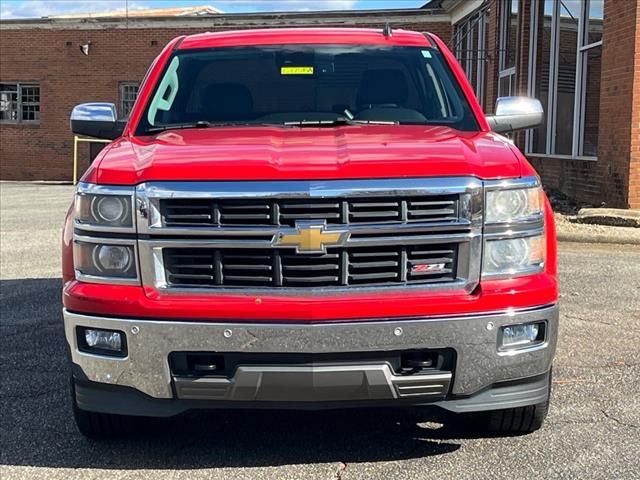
[1, 182, 639, 480]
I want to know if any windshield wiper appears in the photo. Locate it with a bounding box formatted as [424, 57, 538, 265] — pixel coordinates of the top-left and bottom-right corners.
[283, 118, 398, 127]
[283, 118, 353, 127]
[146, 121, 213, 133]
[147, 118, 400, 133]
[350, 119, 399, 125]
[146, 120, 262, 134]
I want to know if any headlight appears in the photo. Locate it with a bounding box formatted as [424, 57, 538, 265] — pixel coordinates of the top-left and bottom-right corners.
[483, 234, 545, 277]
[93, 245, 133, 272]
[92, 196, 128, 223]
[74, 184, 134, 230]
[486, 186, 543, 223]
[74, 240, 137, 282]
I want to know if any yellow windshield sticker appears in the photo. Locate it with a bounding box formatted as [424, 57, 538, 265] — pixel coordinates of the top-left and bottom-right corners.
[281, 66, 314, 75]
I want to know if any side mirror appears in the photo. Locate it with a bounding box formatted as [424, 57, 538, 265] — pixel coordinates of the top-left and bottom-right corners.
[70, 103, 125, 140]
[485, 97, 543, 134]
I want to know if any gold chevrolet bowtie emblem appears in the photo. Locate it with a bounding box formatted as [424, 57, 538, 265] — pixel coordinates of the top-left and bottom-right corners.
[276, 222, 348, 254]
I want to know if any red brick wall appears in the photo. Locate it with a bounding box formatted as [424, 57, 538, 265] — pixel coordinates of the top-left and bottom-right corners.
[0, 18, 451, 181]
[629, 0, 640, 208]
[0, 27, 187, 180]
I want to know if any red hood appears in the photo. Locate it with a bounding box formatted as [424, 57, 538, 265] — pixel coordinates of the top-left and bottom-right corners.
[94, 125, 523, 185]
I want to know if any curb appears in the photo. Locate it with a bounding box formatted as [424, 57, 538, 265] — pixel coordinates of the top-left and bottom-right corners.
[0, 180, 73, 185]
[577, 208, 640, 228]
[557, 230, 640, 246]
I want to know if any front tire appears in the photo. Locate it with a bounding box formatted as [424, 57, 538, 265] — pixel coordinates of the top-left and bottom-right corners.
[484, 397, 549, 434]
[465, 369, 552, 435]
[71, 378, 135, 439]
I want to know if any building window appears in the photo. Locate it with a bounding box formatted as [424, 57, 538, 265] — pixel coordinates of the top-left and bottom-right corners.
[0, 83, 40, 124]
[578, 0, 603, 157]
[527, 0, 602, 158]
[119, 82, 139, 117]
[498, 0, 519, 97]
[453, 5, 490, 107]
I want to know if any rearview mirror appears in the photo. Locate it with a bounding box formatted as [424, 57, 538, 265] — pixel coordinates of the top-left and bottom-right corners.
[485, 97, 543, 134]
[70, 103, 125, 140]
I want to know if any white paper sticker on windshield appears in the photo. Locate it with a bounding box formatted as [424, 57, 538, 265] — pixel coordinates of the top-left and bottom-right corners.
[421, 50, 433, 58]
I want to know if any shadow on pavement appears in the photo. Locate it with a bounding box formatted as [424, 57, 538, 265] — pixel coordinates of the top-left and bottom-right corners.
[1, 278, 470, 470]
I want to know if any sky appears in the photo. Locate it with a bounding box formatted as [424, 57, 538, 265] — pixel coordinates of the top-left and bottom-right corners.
[0, 0, 427, 19]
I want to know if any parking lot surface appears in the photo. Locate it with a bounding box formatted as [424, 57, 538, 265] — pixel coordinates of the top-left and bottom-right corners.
[1, 182, 639, 480]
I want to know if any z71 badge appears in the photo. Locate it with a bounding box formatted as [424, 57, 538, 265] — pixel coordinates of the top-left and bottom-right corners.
[411, 263, 447, 274]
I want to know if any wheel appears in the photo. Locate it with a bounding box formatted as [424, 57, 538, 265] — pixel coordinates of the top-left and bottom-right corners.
[71, 377, 135, 439]
[465, 370, 552, 435]
[484, 397, 549, 434]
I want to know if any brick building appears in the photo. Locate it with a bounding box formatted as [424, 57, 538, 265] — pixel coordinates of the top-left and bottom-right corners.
[1, 0, 639, 208]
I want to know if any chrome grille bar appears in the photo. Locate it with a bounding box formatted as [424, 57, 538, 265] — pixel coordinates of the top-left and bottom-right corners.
[136, 178, 483, 294]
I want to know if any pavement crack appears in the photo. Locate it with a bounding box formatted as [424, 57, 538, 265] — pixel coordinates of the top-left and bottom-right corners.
[563, 314, 615, 326]
[601, 409, 639, 429]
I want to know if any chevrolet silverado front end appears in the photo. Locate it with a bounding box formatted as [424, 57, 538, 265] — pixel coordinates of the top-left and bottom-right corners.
[63, 28, 558, 438]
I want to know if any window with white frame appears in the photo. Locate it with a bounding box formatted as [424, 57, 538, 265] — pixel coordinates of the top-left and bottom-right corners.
[498, 0, 519, 97]
[119, 82, 139, 117]
[453, 5, 490, 107]
[0, 83, 40, 124]
[527, 0, 602, 158]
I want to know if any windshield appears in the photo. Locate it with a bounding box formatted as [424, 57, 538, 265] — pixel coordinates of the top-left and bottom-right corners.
[136, 44, 479, 135]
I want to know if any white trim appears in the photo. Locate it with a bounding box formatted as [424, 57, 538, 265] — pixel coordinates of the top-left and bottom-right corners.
[580, 40, 603, 51]
[526, 153, 598, 162]
[525, 0, 539, 153]
[0, 10, 453, 30]
[546, 0, 560, 154]
[476, 10, 486, 107]
[499, 66, 517, 76]
[498, 0, 518, 97]
[498, 0, 508, 72]
[466, 22, 474, 81]
[571, 0, 586, 157]
[576, 0, 603, 156]
[450, 0, 486, 24]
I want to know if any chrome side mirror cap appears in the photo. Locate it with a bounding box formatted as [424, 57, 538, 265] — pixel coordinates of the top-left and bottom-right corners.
[70, 103, 124, 140]
[485, 97, 544, 134]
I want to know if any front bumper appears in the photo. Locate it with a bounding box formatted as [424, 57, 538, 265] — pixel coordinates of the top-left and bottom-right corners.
[65, 304, 558, 413]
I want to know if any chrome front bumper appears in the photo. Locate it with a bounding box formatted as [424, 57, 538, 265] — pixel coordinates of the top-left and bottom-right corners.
[64, 304, 558, 408]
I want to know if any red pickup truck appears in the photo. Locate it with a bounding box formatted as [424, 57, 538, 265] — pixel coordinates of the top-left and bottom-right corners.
[64, 27, 558, 438]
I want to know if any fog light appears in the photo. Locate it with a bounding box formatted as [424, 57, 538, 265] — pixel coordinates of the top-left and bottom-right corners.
[500, 322, 545, 350]
[85, 329, 121, 350]
[78, 327, 126, 356]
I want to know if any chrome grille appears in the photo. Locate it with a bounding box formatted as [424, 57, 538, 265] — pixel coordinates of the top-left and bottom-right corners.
[160, 195, 458, 227]
[137, 178, 483, 294]
[164, 244, 457, 288]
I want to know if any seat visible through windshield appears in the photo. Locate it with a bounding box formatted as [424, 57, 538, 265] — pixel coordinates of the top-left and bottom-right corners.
[138, 44, 478, 134]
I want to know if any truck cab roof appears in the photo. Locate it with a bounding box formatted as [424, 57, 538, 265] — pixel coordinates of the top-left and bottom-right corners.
[177, 27, 434, 50]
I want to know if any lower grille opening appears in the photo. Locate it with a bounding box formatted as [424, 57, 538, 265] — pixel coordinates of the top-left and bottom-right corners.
[169, 349, 456, 378]
[400, 351, 442, 373]
[171, 353, 226, 375]
[163, 243, 459, 289]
